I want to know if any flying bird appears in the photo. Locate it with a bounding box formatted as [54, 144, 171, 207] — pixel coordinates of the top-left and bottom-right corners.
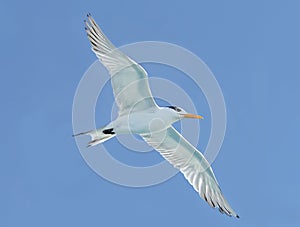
[75, 14, 239, 218]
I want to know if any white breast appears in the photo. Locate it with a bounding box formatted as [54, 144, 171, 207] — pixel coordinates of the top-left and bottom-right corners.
[112, 109, 174, 134]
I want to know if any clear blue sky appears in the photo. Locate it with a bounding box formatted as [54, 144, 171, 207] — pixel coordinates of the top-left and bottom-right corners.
[1, 0, 299, 226]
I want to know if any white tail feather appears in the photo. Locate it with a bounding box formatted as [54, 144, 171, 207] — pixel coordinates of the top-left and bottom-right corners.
[73, 129, 115, 147]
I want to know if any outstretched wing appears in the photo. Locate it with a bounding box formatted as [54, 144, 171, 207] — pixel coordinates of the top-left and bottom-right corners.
[142, 127, 239, 218]
[84, 14, 158, 115]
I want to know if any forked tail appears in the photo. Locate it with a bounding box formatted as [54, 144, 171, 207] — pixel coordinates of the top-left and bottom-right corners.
[73, 128, 115, 147]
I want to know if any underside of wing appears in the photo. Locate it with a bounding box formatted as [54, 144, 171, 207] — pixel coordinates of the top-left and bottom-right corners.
[142, 127, 239, 218]
[84, 14, 157, 115]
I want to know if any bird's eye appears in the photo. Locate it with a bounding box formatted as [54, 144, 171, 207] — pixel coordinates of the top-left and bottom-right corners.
[167, 106, 181, 112]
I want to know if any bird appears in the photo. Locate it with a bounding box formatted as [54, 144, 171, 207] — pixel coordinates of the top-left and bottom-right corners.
[74, 13, 239, 218]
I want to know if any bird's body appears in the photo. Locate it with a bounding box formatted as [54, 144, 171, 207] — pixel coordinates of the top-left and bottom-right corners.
[105, 107, 180, 134]
[74, 14, 239, 218]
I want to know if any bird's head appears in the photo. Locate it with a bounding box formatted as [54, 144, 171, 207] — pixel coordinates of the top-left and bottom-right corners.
[165, 106, 203, 120]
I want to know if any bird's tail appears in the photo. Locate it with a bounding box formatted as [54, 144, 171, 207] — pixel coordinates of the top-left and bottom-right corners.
[73, 128, 115, 147]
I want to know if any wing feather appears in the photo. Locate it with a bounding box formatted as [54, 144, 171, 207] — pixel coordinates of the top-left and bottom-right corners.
[143, 127, 239, 218]
[84, 14, 158, 115]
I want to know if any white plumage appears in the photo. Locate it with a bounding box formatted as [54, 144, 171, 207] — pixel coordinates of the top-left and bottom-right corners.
[75, 14, 239, 218]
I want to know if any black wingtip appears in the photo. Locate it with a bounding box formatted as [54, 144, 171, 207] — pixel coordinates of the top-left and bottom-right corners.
[236, 215, 240, 219]
[87, 13, 91, 17]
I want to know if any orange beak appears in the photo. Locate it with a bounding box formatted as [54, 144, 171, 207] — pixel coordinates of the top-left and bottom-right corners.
[183, 113, 204, 119]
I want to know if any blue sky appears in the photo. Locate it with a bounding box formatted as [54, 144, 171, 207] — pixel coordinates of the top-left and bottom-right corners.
[1, 0, 300, 226]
